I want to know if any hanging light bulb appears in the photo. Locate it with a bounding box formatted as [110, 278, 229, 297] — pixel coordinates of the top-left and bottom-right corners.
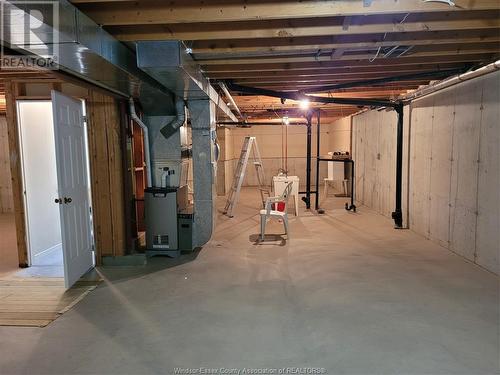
[299, 98, 310, 110]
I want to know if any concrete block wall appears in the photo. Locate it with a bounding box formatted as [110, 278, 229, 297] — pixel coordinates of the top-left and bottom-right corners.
[351, 71, 499, 274]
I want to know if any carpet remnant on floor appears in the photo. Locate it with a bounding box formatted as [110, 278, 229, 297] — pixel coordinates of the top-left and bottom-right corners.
[0, 277, 101, 327]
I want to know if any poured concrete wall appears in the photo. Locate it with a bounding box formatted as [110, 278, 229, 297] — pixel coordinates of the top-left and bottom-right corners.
[226, 120, 351, 189]
[351, 108, 405, 219]
[328, 116, 351, 153]
[352, 71, 499, 274]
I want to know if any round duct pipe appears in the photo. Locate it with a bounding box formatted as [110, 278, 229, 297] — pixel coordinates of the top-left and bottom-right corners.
[160, 97, 186, 139]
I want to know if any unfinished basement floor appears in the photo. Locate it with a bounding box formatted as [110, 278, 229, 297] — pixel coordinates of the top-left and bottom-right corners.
[0, 188, 498, 375]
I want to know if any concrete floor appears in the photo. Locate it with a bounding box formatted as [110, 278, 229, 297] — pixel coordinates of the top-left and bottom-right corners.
[0, 189, 498, 375]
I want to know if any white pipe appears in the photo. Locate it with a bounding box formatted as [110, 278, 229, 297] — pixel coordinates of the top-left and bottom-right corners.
[128, 98, 152, 188]
[219, 82, 243, 120]
[406, 60, 500, 101]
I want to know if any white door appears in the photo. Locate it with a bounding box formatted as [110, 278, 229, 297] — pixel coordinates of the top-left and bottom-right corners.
[51, 91, 93, 288]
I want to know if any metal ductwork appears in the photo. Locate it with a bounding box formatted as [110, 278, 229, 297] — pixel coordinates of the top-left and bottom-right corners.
[161, 96, 186, 139]
[136, 41, 238, 247]
[1, 1, 237, 249]
[0, 0, 174, 113]
[136, 41, 237, 122]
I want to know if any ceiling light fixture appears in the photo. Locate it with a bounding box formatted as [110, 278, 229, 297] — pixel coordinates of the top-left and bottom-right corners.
[283, 116, 290, 125]
[299, 99, 310, 110]
[423, 0, 455, 6]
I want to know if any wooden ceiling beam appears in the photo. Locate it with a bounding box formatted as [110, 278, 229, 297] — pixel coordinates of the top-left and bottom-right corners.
[199, 45, 500, 66]
[109, 14, 500, 41]
[238, 85, 420, 92]
[72, 0, 500, 26]
[233, 78, 434, 86]
[206, 63, 471, 79]
[192, 30, 500, 56]
[202, 53, 497, 72]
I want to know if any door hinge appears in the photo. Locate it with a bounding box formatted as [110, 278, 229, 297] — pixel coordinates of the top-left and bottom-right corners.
[82, 115, 87, 122]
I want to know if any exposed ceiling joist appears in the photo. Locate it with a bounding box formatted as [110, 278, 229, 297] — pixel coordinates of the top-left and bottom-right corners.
[71, 0, 500, 26]
[197, 44, 499, 65]
[207, 63, 473, 79]
[109, 13, 500, 41]
[190, 29, 500, 56]
[202, 53, 497, 72]
[66, 0, 500, 121]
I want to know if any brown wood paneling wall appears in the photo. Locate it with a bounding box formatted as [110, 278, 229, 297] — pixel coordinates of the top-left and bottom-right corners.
[4, 81, 29, 267]
[86, 91, 126, 262]
[0, 115, 14, 213]
[1, 74, 129, 266]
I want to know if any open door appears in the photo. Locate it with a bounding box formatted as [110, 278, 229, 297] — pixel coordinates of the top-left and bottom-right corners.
[51, 91, 93, 288]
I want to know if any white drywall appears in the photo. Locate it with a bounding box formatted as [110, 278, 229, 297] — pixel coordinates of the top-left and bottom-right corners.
[351, 71, 499, 274]
[0, 115, 14, 213]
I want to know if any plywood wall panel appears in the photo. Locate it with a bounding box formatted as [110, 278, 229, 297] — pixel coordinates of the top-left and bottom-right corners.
[0, 115, 14, 213]
[86, 91, 126, 260]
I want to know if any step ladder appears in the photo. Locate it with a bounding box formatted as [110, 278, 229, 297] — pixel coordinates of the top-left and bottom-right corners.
[223, 136, 270, 217]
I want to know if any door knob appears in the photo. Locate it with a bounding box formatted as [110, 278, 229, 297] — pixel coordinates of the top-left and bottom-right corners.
[55, 198, 62, 204]
[64, 197, 72, 204]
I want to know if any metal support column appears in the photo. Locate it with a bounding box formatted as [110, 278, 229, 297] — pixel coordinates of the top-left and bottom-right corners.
[391, 102, 404, 228]
[315, 111, 321, 210]
[303, 113, 313, 209]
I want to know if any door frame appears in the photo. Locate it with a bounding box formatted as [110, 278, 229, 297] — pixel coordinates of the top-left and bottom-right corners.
[16, 99, 57, 267]
[15, 98, 95, 270]
[3, 76, 130, 270]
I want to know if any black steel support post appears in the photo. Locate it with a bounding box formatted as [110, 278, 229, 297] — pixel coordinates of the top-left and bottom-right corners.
[225, 81, 410, 226]
[392, 102, 404, 228]
[345, 160, 356, 212]
[315, 111, 321, 210]
[303, 113, 313, 209]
